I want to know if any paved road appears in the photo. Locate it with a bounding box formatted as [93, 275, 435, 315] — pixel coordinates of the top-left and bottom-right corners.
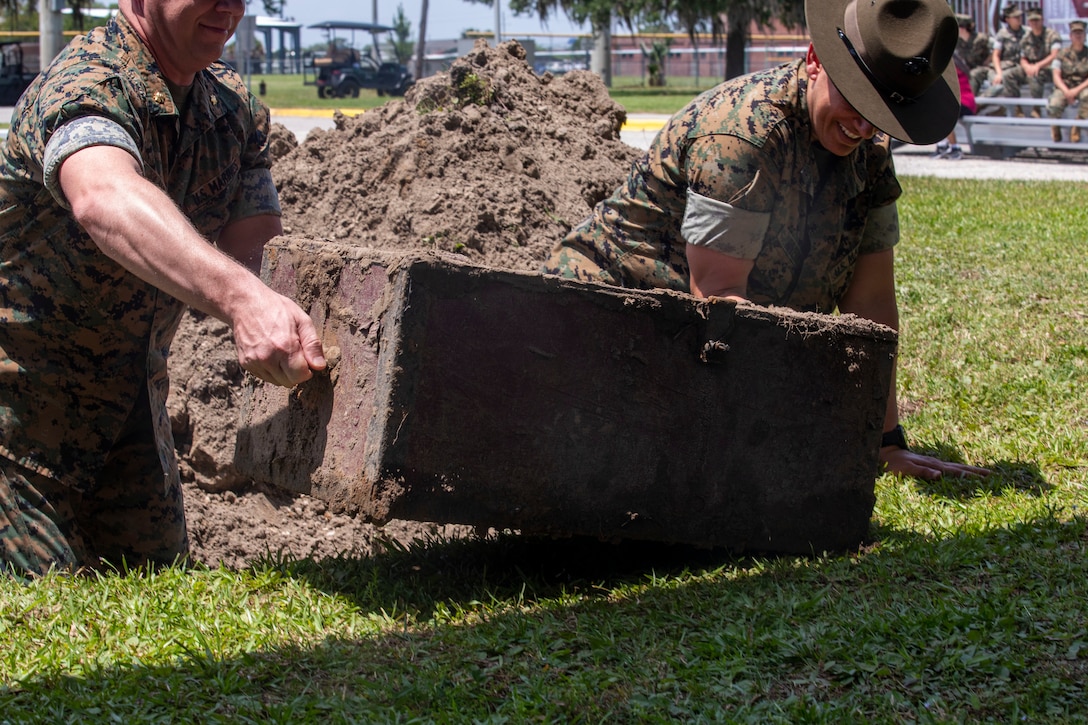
[274, 109, 1088, 182]
[6, 106, 1088, 181]
[621, 114, 1088, 181]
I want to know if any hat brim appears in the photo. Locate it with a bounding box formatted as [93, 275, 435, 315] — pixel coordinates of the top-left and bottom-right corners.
[807, 1, 961, 145]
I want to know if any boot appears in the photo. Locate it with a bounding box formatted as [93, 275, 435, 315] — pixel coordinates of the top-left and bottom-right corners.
[1030, 108, 1041, 119]
[1072, 126, 1082, 143]
[1053, 126, 1063, 142]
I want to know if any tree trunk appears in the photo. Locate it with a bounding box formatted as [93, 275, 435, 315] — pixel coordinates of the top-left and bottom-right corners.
[414, 0, 428, 82]
[590, 11, 612, 88]
[725, 10, 749, 80]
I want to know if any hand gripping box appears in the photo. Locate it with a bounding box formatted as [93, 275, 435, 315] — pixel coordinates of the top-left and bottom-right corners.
[235, 236, 897, 554]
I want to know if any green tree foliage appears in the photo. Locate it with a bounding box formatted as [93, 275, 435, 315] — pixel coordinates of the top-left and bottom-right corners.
[391, 3, 414, 66]
[67, 0, 96, 30]
[257, 0, 286, 17]
[0, 0, 31, 31]
[612, 3, 672, 86]
[477, 0, 805, 81]
[718, 0, 804, 79]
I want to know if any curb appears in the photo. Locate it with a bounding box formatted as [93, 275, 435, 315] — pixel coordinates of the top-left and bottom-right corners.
[270, 107, 365, 118]
[270, 107, 671, 134]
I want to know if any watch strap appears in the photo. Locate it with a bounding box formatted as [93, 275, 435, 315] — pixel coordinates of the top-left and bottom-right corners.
[881, 424, 909, 450]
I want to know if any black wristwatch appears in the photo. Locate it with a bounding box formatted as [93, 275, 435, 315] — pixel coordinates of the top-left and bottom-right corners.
[881, 424, 909, 451]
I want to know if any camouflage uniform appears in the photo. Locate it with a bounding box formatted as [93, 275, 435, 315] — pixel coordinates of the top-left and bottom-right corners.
[543, 60, 901, 313]
[958, 30, 993, 95]
[1048, 45, 1088, 119]
[0, 13, 280, 576]
[1020, 26, 1063, 98]
[983, 25, 1028, 99]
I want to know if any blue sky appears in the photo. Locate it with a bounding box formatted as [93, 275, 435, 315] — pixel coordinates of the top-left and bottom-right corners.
[275, 1, 588, 49]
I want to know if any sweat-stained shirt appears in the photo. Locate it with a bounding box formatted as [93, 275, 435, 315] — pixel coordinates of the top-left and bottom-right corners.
[0, 12, 280, 490]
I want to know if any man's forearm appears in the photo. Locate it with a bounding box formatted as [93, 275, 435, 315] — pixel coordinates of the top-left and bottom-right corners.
[61, 144, 270, 326]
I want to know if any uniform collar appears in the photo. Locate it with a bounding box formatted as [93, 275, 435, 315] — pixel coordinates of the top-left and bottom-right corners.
[794, 60, 869, 199]
[110, 11, 233, 128]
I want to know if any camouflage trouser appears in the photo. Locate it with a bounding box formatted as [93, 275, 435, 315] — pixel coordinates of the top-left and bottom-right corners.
[542, 234, 689, 293]
[542, 242, 624, 286]
[0, 388, 188, 578]
[969, 65, 990, 95]
[1048, 85, 1088, 119]
[980, 65, 1031, 116]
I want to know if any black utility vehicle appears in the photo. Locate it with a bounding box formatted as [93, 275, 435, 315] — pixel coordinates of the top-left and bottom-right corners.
[305, 21, 414, 99]
[0, 43, 35, 106]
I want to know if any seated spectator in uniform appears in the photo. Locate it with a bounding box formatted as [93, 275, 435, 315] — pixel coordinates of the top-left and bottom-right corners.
[1048, 19, 1088, 142]
[980, 5, 1027, 116]
[957, 12, 993, 94]
[1019, 7, 1063, 117]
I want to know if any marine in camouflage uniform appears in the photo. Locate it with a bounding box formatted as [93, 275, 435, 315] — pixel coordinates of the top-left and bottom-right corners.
[543, 59, 901, 313]
[0, 10, 280, 576]
[550, 0, 990, 484]
[981, 9, 1027, 113]
[957, 21, 994, 95]
[1048, 20, 1088, 142]
[1019, 12, 1063, 106]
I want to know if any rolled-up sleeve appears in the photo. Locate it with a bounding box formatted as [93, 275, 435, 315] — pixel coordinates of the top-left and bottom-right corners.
[42, 115, 142, 210]
[680, 133, 778, 260]
[681, 188, 770, 259]
[859, 202, 899, 254]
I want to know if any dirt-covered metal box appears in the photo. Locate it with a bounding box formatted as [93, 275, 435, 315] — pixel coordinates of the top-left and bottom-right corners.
[235, 236, 898, 554]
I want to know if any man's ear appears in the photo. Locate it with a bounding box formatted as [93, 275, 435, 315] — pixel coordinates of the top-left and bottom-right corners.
[805, 43, 821, 80]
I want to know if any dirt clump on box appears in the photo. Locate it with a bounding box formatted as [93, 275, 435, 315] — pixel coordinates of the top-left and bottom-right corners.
[170, 40, 641, 569]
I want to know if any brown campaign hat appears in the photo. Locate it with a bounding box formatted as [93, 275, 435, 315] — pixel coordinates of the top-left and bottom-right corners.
[807, 0, 961, 145]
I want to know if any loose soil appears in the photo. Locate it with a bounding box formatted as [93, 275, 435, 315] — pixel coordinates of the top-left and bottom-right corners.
[170, 40, 641, 568]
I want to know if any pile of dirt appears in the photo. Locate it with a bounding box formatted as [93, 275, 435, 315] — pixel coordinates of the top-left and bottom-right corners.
[170, 40, 642, 568]
[273, 39, 637, 270]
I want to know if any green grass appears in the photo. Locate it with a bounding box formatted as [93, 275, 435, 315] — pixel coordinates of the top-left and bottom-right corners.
[250, 73, 705, 115]
[609, 76, 718, 113]
[248, 73, 389, 112]
[2, 178, 1088, 721]
[609, 86, 708, 114]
